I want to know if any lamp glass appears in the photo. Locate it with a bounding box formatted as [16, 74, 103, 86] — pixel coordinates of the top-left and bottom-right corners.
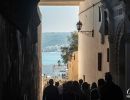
[76, 21, 82, 32]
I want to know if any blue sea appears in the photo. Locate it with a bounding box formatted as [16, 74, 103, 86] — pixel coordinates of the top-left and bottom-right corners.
[42, 32, 71, 76]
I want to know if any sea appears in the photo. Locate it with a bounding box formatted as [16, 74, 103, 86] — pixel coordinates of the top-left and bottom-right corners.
[42, 32, 71, 77]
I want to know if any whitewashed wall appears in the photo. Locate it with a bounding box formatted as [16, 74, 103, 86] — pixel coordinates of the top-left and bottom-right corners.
[78, 0, 109, 84]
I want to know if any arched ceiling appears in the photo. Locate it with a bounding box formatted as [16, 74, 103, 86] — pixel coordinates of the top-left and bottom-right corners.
[39, 0, 84, 6]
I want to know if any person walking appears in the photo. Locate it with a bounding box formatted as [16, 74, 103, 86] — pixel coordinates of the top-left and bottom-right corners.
[100, 72, 124, 100]
[91, 82, 100, 100]
[43, 79, 59, 100]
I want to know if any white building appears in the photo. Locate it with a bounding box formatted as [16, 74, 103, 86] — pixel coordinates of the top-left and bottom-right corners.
[78, 0, 109, 84]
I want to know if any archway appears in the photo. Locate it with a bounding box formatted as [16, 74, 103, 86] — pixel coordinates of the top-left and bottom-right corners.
[118, 34, 126, 93]
[114, 18, 130, 98]
[118, 33, 130, 98]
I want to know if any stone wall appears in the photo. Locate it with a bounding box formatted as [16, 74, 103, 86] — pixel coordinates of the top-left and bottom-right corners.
[0, 6, 42, 100]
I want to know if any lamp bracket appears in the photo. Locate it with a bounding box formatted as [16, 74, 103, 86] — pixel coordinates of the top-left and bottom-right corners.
[80, 29, 94, 37]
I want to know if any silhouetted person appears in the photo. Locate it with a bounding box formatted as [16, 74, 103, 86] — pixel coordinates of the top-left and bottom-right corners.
[55, 81, 59, 87]
[91, 82, 97, 90]
[97, 79, 105, 99]
[63, 81, 74, 100]
[98, 79, 105, 89]
[81, 82, 90, 100]
[100, 72, 124, 100]
[43, 79, 59, 100]
[58, 84, 63, 100]
[79, 79, 83, 90]
[91, 82, 99, 100]
[72, 81, 82, 100]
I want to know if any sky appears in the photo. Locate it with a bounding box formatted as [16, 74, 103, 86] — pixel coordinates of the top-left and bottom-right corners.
[39, 6, 79, 32]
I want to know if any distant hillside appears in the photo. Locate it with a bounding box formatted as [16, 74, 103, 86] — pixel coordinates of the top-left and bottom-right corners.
[42, 32, 71, 52]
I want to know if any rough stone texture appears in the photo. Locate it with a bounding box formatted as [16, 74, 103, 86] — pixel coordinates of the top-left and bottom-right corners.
[104, 0, 130, 96]
[0, 7, 41, 100]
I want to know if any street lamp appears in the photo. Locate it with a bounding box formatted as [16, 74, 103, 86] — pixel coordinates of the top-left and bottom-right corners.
[76, 20, 82, 32]
[76, 20, 94, 37]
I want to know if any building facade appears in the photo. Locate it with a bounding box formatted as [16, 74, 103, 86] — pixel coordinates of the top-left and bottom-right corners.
[79, 0, 130, 98]
[78, 0, 109, 84]
[68, 51, 78, 81]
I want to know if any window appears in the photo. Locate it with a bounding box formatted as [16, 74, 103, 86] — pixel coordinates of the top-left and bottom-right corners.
[99, 9, 108, 42]
[104, 11, 108, 35]
[98, 53, 102, 71]
[114, 8, 123, 17]
[99, 6, 101, 22]
[107, 48, 109, 62]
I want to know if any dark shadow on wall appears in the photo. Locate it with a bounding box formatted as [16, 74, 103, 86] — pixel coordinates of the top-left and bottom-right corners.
[0, 1, 41, 100]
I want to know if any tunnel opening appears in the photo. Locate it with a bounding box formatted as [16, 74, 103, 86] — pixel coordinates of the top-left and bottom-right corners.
[39, 5, 79, 96]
